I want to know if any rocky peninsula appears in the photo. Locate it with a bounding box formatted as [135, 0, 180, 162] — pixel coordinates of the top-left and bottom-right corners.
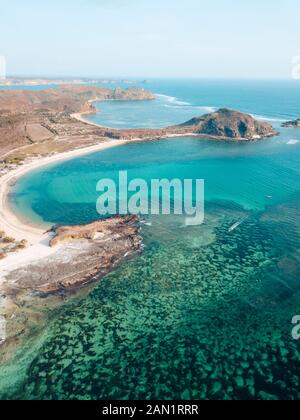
[0, 214, 142, 355]
[75, 107, 277, 142]
[2, 215, 142, 297]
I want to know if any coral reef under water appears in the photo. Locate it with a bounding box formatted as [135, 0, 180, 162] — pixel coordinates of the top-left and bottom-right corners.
[1, 200, 299, 400]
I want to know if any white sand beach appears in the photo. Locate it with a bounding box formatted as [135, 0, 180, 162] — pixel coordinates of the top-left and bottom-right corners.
[0, 110, 196, 280]
[0, 139, 128, 279]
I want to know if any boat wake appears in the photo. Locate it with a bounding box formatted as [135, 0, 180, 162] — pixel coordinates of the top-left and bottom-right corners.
[228, 217, 248, 233]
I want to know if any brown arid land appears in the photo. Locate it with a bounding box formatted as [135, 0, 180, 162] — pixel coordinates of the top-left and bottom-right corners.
[0, 85, 154, 157]
[0, 85, 278, 354]
[0, 86, 277, 162]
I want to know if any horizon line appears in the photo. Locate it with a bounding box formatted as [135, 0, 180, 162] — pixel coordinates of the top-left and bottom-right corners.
[3, 75, 299, 82]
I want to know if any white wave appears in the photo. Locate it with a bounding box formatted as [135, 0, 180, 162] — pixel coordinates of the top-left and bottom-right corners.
[155, 94, 220, 113]
[251, 114, 286, 123]
[195, 106, 217, 113]
[155, 93, 191, 106]
[163, 104, 189, 109]
[287, 139, 300, 145]
[163, 104, 217, 113]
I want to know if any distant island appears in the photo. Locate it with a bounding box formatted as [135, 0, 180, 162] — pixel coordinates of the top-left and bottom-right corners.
[282, 118, 300, 128]
[0, 78, 147, 87]
[178, 108, 276, 140]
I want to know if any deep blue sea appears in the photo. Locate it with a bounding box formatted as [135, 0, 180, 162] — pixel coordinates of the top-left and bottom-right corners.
[1, 80, 300, 400]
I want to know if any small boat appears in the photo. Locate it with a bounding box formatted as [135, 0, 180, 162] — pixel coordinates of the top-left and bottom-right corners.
[228, 217, 248, 233]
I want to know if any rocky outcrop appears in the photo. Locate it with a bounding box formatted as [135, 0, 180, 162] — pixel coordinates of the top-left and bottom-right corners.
[81, 101, 96, 114]
[282, 119, 300, 128]
[3, 215, 142, 296]
[112, 87, 154, 101]
[49, 215, 140, 247]
[0, 92, 278, 162]
[0, 230, 27, 259]
[179, 108, 277, 140]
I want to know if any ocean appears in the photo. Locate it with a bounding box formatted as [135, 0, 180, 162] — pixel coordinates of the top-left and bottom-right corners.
[1, 79, 300, 400]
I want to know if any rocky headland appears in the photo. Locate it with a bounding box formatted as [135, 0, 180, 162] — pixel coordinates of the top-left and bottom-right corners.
[0, 215, 142, 354]
[2, 215, 142, 297]
[179, 108, 277, 140]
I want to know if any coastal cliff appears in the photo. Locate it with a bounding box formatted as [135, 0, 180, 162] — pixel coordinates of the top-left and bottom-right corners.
[0, 86, 154, 114]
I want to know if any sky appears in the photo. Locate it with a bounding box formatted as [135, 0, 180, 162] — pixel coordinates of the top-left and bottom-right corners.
[0, 0, 300, 79]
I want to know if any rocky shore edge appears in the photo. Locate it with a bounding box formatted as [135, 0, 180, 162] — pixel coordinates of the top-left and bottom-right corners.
[0, 87, 280, 354]
[2, 215, 142, 297]
[0, 215, 143, 351]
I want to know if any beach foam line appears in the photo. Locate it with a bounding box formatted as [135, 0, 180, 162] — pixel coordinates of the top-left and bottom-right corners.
[163, 104, 217, 113]
[155, 94, 191, 106]
[251, 114, 287, 123]
[0, 140, 129, 245]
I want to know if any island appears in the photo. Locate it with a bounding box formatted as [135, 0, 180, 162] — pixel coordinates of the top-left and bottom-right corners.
[282, 118, 300, 128]
[0, 78, 146, 87]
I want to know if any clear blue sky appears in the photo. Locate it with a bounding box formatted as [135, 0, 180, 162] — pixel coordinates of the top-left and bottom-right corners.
[1, 0, 300, 78]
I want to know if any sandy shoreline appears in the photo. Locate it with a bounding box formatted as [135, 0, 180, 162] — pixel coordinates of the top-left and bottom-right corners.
[0, 138, 129, 279]
[0, 107, 197, 279]
[71, 109, 199, 139]
[0, 139, 130, 242]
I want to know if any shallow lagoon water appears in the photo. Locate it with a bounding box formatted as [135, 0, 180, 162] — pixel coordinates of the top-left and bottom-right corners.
[1, 80, 300, 400]
[10, 134, 300, 226]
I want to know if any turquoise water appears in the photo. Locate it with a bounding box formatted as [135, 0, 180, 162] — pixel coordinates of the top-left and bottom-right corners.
[88, 79, 300, 128]
[2, 80, 300, 400]
[10, 136, 300, 225]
